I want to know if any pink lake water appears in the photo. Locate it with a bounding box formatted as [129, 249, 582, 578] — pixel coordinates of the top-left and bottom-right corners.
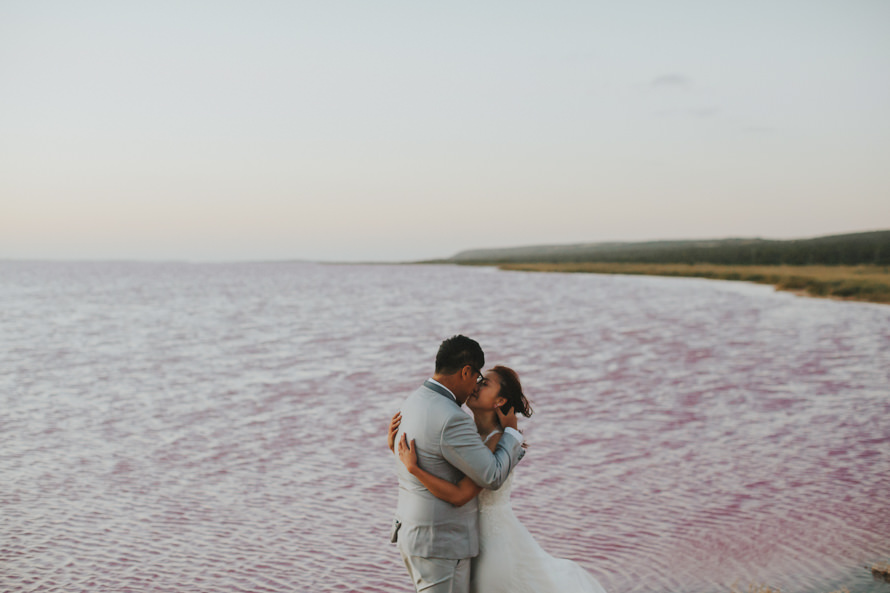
[1, 261, 888, 593]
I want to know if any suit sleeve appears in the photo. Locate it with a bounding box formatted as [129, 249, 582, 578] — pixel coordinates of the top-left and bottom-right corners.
[439, 413, 523, 490]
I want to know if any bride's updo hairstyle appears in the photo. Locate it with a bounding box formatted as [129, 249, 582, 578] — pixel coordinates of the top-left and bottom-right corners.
[490, 365, 533, 418]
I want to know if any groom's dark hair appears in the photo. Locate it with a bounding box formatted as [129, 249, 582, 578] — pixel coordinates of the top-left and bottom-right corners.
[435, 335, 484, 375]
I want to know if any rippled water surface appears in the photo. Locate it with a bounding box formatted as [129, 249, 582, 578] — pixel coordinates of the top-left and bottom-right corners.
[2, 262, 888, 593]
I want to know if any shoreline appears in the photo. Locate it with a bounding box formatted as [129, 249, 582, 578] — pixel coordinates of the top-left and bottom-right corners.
[458, 262, 890, 305]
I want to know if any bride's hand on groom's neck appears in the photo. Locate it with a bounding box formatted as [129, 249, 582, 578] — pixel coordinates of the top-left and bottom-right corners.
[496, 405, 518, 431]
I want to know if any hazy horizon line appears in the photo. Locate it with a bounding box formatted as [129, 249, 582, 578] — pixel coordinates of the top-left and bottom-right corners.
[3, 227, 888, 266]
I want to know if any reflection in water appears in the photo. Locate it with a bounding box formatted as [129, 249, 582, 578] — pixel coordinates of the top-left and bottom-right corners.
[1, 262, 888, 592]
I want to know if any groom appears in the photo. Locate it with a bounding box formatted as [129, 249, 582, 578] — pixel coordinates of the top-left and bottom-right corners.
[392, 335, 525, 593]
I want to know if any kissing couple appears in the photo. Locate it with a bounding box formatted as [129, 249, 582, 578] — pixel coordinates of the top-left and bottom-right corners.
[388, 335, 606, 593]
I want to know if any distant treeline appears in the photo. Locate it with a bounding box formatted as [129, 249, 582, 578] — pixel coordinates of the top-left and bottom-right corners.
[447, 230, 890, 266]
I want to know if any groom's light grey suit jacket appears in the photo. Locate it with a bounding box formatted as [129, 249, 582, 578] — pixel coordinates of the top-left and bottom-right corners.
[393, 380, 524, 559]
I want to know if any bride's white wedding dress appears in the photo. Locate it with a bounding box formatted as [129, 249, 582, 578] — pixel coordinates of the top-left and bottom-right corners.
[471, 432, 607, 593]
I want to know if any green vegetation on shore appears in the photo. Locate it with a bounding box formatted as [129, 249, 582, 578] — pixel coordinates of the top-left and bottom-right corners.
[449, 230, 890, 267]
[436, 230, 890, 304]
[486, 262, 890, 304]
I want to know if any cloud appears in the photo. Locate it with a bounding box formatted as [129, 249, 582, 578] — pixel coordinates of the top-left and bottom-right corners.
[651, 74, 691, 89]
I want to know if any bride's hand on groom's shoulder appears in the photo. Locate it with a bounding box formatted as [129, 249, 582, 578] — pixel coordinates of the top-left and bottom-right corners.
[387, 411, 401, 452]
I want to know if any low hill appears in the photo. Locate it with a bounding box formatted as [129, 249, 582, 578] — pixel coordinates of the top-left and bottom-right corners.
[446, 230, 890, 266]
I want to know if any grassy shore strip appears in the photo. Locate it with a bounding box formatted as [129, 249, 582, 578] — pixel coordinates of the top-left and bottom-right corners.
[480, 262, 890, 304]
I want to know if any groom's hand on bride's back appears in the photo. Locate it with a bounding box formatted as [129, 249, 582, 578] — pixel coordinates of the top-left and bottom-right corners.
[496, 405, 518, 431]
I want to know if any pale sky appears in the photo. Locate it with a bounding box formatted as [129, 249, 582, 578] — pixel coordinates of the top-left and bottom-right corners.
[2, 1, 889, 262]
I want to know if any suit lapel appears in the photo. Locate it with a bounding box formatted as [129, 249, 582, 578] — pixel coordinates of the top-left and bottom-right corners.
[423, 379, 457, 404]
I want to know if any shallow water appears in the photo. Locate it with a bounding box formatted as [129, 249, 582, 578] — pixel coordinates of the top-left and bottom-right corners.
[1, 261, 888, 592]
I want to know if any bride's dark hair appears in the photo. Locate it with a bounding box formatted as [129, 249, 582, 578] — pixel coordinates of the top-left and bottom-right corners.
[490, 366, 533, 418]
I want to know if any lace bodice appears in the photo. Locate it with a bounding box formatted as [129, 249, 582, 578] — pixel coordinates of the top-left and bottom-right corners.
[478, 470, 514, 508]
[477, 429, 516, 541]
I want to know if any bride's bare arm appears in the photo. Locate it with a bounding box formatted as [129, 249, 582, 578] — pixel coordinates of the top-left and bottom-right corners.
[398, 434, 482, 507]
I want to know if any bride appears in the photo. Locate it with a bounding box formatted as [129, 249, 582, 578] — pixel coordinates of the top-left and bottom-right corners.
[389, 365, 606, 593]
